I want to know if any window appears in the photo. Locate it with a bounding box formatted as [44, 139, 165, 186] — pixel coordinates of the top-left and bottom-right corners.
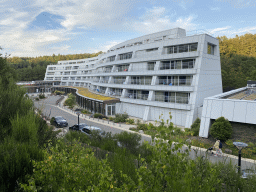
[160, 61, 170, 70]
[108, 55, 116, 62]
[166, 43, 197, 54]
[146, 48, 158, 52]
[207, 43, 215, 55]
[119, 52, 132, 60]
[147, 62, 156, 70]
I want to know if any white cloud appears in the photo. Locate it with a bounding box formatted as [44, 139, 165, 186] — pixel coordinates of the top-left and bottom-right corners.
[217, 0, 255, 8]
[89, 40, 123, 53]
[209, 26, 231, 34]
[0, 0, 136, 57]
[132, 7, 197, 34]
[208, 26, 256, 37]
[210, 7, 221, 11]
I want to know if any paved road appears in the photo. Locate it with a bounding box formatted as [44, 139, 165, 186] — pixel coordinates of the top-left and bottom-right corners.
[34, 95, 256, 171]
[33, 95, 152, 143]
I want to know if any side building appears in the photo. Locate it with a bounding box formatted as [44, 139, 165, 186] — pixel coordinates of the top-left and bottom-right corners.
[199, 80, 256, 138]
[44, 28, 222, 128]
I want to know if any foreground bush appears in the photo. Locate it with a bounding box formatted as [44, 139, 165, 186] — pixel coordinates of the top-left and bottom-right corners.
[210, 116, 232, 141]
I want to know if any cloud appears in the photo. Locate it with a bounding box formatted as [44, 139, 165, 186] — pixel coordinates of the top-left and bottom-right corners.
[89, 40, 123, 53]
[217, 0, 255, 8]
[210, 7, 221, 11]
[172, 0, 193, 10]
[132, 7, 197, 34]
[0, 0, 137, 57]
[209, 26, 231, 34]
[208, 26, 256, 37]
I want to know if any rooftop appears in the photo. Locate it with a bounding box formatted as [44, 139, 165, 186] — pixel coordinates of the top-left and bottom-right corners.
[72, 87, 118, 101]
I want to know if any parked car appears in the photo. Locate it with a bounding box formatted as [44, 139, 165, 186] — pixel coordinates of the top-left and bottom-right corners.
[80, 126, 103, 136]
[69, 123, 88, 131]
[54, 116, 68, 127]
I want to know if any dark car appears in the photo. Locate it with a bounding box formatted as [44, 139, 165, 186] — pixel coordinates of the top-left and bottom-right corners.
[69, 123, 87, 131]
[80, 126, 103, 136]
[54, 116, 68, 127]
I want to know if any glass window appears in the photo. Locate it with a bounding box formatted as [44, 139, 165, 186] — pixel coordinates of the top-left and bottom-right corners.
[147, 62, 155, 70]
[207, 43, 214, 55]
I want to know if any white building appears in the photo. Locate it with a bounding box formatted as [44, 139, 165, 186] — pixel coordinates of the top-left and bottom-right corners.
[44, 28, 222, 128]
[199, 81, 256, 138]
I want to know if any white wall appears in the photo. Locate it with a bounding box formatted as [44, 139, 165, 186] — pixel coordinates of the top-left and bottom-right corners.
[199, 89, 256, 138]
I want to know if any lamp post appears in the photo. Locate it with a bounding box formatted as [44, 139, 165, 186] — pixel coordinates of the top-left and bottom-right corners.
[76, 111, 81, 127]
[233, 142, 248, 174]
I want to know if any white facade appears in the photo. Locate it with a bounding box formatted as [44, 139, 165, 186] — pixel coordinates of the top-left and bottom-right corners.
[44, 28, 222, 128]
[199, 87, 256, 138]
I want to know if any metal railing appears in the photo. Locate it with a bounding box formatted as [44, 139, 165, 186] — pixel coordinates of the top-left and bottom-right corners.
[155, 95, 189, 104]
[125, 93, 149, 100]
[158, 79, 192, 86]
[130, 79, 152, 85]
[113, 79, 126, 84]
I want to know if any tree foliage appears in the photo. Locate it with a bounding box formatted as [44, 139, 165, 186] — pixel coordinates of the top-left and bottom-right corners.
[210, 117, 232, 141]
[7, 52, 103, 81]
[217, 34, 256, 91]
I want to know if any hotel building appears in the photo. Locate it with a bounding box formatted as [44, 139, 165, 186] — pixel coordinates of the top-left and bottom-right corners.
[44, 28, 222, 128]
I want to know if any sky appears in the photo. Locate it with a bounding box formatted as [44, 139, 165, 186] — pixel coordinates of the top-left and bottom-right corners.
[0, 0, 256, 57]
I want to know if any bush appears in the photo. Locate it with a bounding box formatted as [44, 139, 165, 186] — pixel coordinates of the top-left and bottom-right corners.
[64, 93, 76, 108]
[54, 90, 64, 95]
[109, 117, 114, 121]
[93, 113, 108, 119]
[35, 97, 39, 101]
[114, 113, 129, 123]
[126, 118, 135, 124]
[191, 118, 201, 136]
[114, 131, 141, 153]
[81, 109, 91, 114]
[50, 117, 55, 125]
[210, 117, 232, 141]
[137, 123, 148, 131]
[38, 93, 45, 99]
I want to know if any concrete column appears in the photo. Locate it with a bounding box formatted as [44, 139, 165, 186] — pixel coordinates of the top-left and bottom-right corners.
[154, 61, 161, 70]
[148, 91, 154, 101]
[151, 76, 157, 85]
[121, 89, 127, 98]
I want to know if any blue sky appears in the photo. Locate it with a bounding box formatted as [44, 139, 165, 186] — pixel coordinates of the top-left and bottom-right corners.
[0, 0, 256, 57]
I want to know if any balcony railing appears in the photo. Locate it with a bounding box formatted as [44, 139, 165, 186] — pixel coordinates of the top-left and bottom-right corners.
[155, 95, 189, 104]
[130, 79, 152, 85]
[113, 79, 126, 84]
[158, 79, 192, 86]
[125, 93, 149, 100]
[99, 80, 109, 83]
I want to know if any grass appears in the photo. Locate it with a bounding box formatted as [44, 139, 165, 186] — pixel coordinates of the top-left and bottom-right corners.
[73, 87, 117, 101]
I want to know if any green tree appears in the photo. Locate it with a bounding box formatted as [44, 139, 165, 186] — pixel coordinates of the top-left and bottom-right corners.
[210, 117, 232, 141]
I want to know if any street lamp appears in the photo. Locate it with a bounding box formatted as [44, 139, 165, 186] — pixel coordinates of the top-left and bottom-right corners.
[233, 142, 248, 174]
[76, 111, 81, 127]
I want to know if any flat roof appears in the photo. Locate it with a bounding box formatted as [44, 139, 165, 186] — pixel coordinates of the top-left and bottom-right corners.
[72, 87, 118, 101]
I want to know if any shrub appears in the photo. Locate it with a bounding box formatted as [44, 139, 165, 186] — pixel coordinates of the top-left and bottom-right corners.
[54, 90, 64, 95]
[38, 93, 45, 99]
[137, 123, 148, 131]
[50, 117, 55, 125]
[191, 118, 201, 136]
[126, 118, 135, 124]
[64, 93, 76, 108]
[114, 131, 141, 152]
[81, 109, 91, 114]
[35, 97, 39, 101]
[210, 117, 232, 141]
[114, 113, 129, 123]
[109, 117, 114, 121]
[93, 113, 107, 119]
